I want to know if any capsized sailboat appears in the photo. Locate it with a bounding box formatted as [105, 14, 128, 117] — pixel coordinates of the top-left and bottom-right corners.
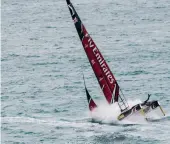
[66, 0, 165, 120]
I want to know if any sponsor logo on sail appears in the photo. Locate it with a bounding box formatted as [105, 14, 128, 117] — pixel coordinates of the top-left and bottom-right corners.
[85, 35, 114, 84]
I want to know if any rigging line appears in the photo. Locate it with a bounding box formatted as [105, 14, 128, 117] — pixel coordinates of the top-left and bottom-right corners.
[119, 86, 129, 103]
[113, 80, 129, 110]
[116, 80, 128, 101]
[80, 61, 88, 105]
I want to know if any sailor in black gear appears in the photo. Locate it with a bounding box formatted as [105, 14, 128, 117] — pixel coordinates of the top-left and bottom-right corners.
[141, 94, 151, 106]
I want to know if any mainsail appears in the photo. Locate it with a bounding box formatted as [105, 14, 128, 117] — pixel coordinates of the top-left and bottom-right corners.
[66, 0, 129, 111]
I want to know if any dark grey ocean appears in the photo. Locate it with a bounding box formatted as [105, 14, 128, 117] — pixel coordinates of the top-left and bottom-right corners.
[2, 0, 170, 143]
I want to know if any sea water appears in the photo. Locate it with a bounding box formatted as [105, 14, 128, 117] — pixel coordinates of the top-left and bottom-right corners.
[2, 0, 170, 143]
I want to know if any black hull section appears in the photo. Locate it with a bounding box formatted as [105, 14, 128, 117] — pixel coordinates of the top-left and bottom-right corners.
[117, 101, 164, 121]
[118, 104, 142, 121]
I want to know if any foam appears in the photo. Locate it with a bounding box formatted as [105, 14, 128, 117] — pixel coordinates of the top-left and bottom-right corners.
[90, 99, 149, 124]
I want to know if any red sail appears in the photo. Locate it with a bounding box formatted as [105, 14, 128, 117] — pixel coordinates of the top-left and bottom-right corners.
[81, 26, 118, 103]
[66, 0, 119, 103]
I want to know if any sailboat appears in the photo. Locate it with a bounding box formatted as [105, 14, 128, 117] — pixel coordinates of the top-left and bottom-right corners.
[66, 0, 165, 120]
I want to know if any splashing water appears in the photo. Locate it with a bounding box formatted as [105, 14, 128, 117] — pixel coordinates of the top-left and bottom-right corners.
[90, 102, 120, 123]
[90, 99, 149, 124]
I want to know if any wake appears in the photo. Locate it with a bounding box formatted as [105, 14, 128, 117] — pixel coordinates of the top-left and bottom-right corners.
[1, 116, 99, 129]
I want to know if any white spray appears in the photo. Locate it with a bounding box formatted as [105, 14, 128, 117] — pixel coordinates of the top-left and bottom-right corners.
[89, 99, 149, 124]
